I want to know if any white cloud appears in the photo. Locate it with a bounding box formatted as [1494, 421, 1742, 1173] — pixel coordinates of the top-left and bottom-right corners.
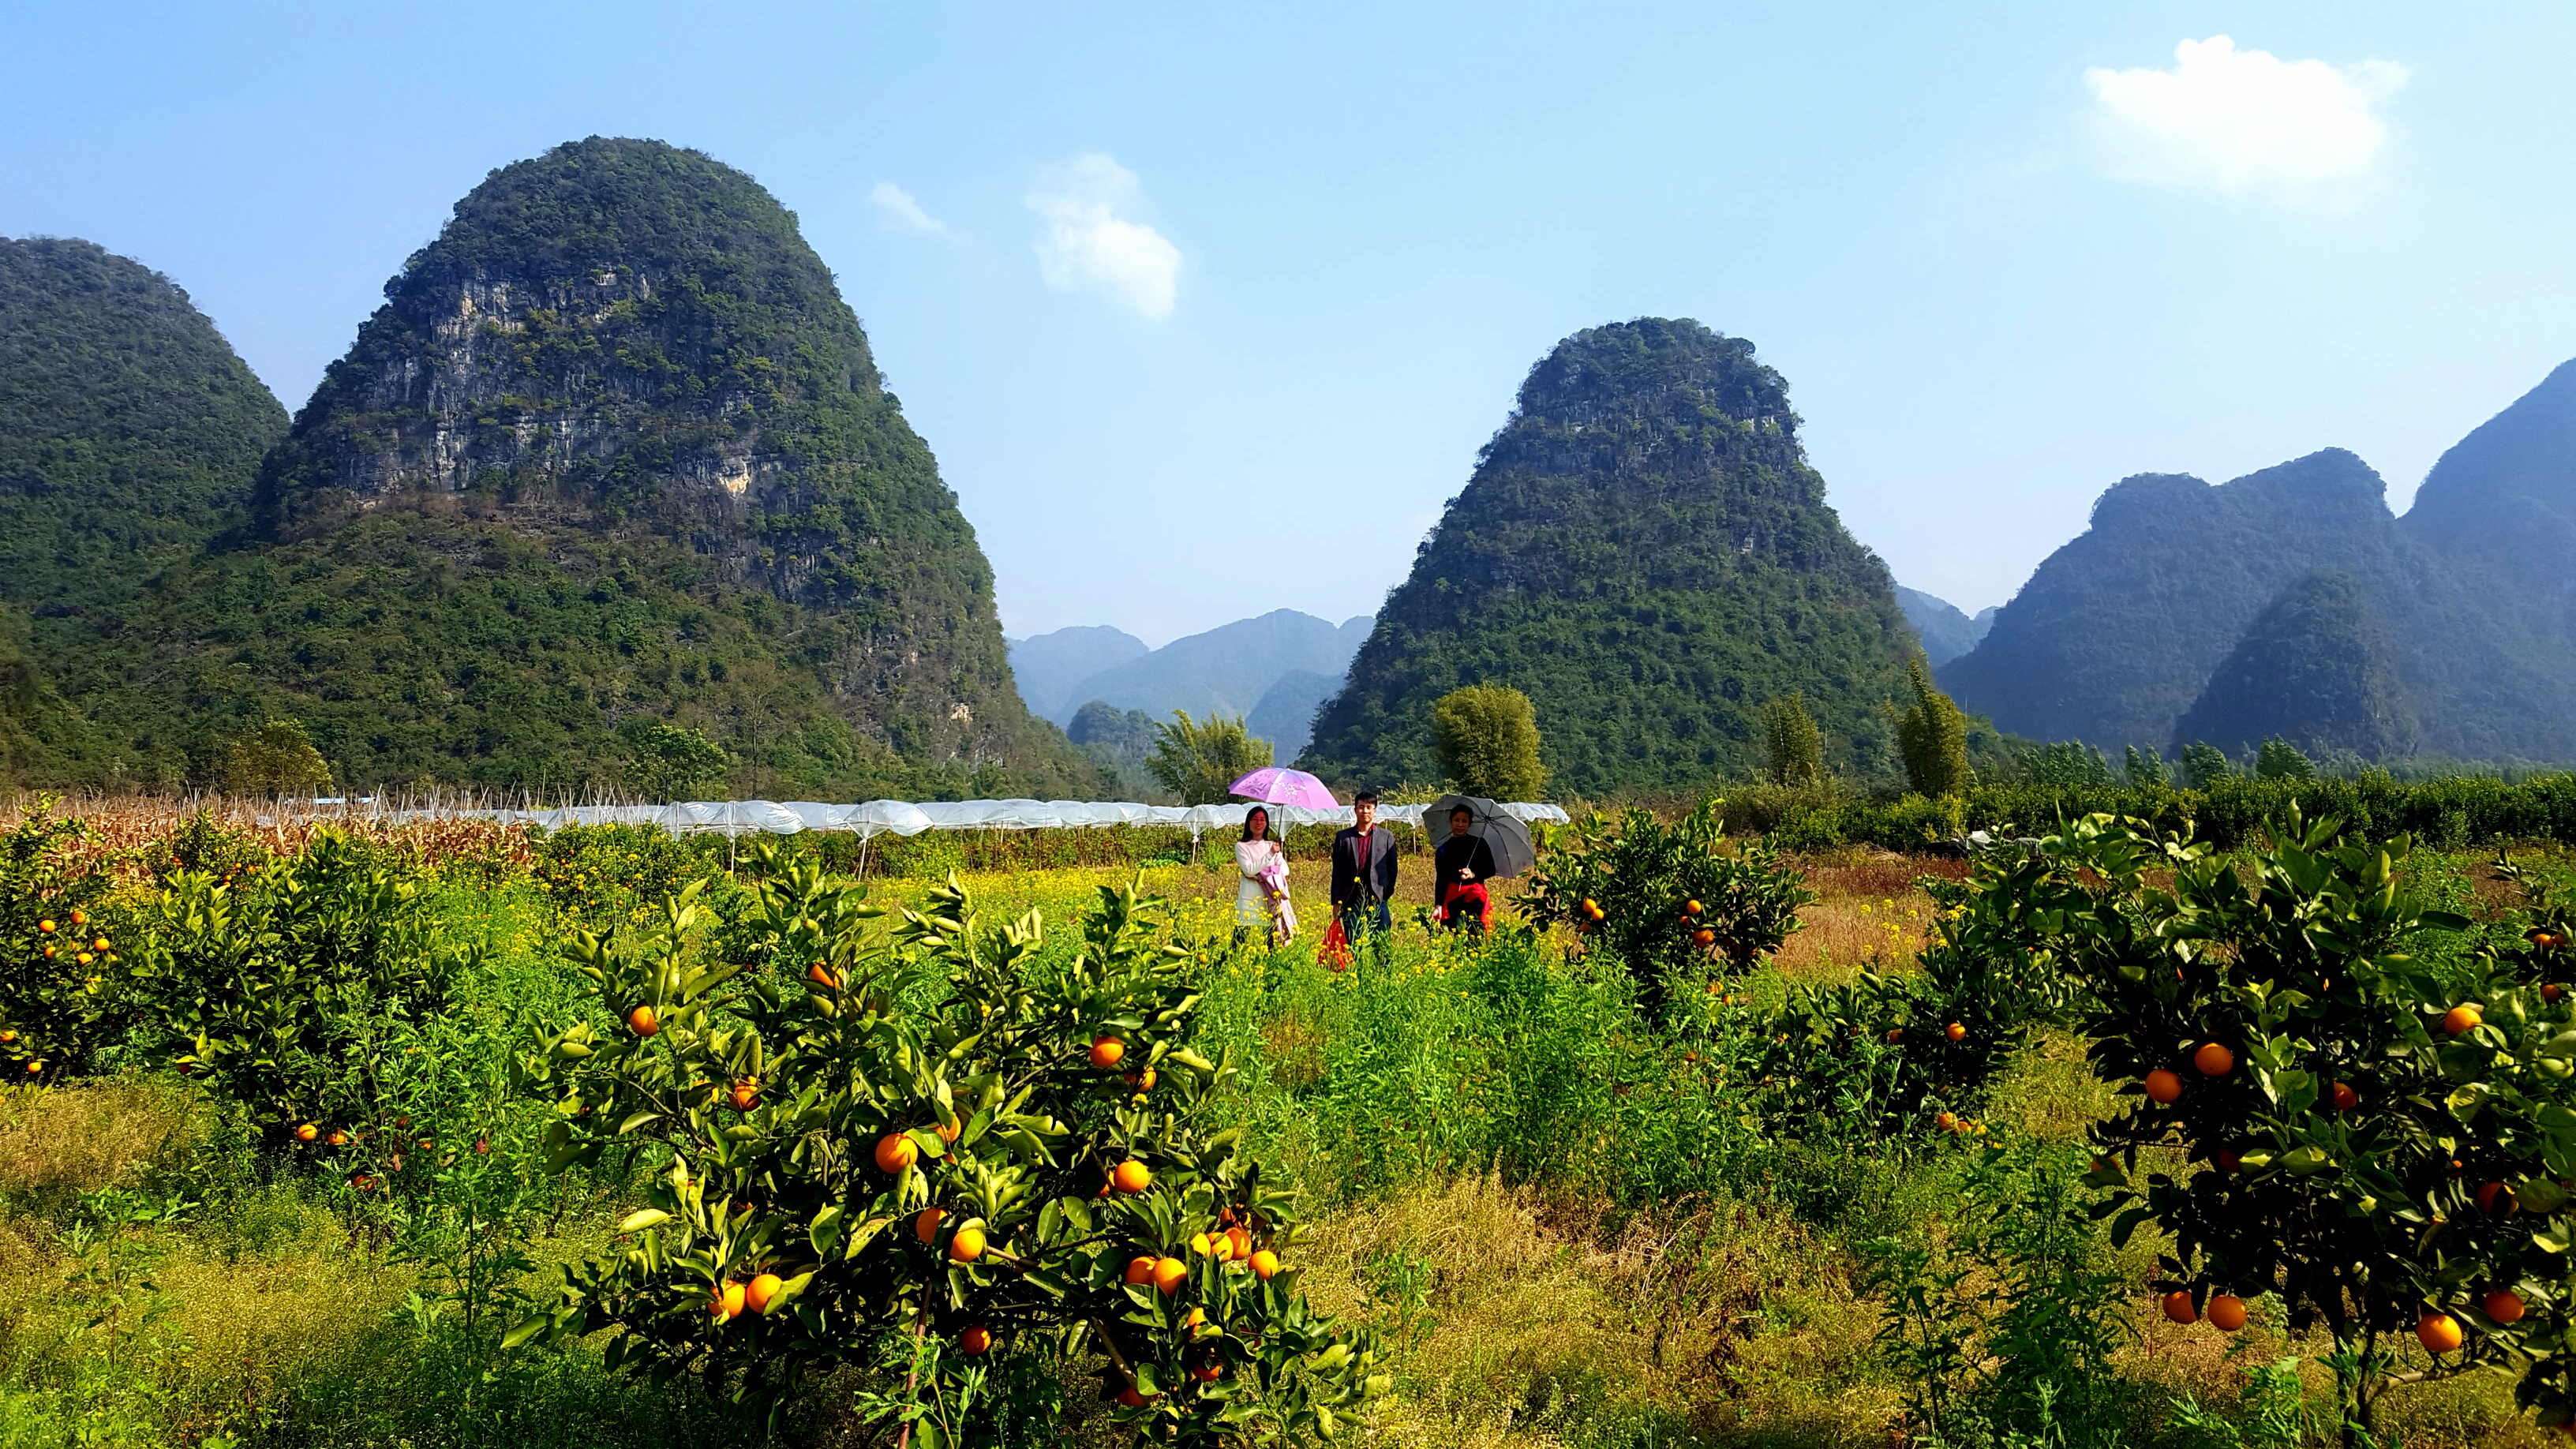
[1026, 153, 1181, 320]
[2084, 36, 2406, 197]
[869, 182, 949, 236]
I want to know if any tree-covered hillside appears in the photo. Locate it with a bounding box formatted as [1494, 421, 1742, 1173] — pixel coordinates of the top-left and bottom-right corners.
[2169, 568, 2420, 761]
[1301, 319, 1917, 795]
[34, 139, 1092, 796]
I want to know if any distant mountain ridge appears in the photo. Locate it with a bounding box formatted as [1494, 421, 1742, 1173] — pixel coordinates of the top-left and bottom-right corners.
[1942, 361, 2576, 765]
[1896, 586, 1993, 666]
[1009, 610, 1372, 758]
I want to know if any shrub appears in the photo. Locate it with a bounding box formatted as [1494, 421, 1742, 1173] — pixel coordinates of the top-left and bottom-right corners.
[511, 863, 1387, 1440]
[220, 717, 333, 796]
[0, 796, 121, 1079]
[1429, 685, 1548, 801]
[1523, 797, 1813, 1016]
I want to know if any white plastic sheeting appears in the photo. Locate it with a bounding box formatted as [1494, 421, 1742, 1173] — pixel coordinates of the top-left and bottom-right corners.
[384, 798, 1571, 840]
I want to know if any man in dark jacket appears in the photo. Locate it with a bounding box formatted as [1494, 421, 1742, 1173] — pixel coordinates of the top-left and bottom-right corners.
[1331, 790, 1398, 945]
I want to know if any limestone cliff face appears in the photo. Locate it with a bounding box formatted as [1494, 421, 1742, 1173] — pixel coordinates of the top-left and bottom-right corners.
[226, 137, 1086, 790]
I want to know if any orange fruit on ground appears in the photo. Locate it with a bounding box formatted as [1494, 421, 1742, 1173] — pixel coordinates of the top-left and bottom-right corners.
[1088, 1036, 1126, 1069]
[915, 1207, 945, 1245]
[1226, 1226, 1252, 1260]
[948, 1225, 987, 1262]
[2418, 1311, 2463, 1354]
[2207, 1294, 2248, 1331]
[744, 1272, 784, 1314]
[1125, 1255, 1157, 1286]
[2443, 1004, 2484, 1036]
[711, 1280, 747, 1321]
[1249, 1249, 1281, 1279]
[875, 1133, 919, 1174]
[1946, 1022, 1967, 1043]
[2161, 1290, 2198, 1325]
[1112, 1160, 1151, 1194]
[959, 1325, 992, 1356]
[2192, 1042, 2233, 1076]
[627, 1004, 659, 1036]
[2144, 1069, 2183, 1104]
[2487, 1289, 2528, 1325]
[2479, 1181, 2518, 1218]
[294, 1122, 320, 1143]
[2331, 1080, 2360, 1113]
[1152, 1256, 1188, 1294]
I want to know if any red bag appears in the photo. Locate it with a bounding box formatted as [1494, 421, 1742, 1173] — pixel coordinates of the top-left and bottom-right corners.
[1320, 917, 1353, 972]
[1440, 880, 1492, 927]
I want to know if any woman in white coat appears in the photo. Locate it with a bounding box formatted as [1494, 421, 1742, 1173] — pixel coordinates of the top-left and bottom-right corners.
[1234, 806, 1296, 945]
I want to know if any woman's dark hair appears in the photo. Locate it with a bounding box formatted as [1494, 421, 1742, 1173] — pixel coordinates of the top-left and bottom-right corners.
[1241, 806, 1271, 841]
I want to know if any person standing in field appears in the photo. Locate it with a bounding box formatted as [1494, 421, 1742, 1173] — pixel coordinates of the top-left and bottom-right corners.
[1234, 806, 1295, 946]
[1434, 803, 1497, 932]
[1331, 790, 1398, 946]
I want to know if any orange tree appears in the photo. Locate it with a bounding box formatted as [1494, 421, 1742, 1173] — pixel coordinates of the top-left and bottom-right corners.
[0, 797, 124, 1080]
[507, 857, 1385, 1443]
[2057, 807, 2576, 1442]
[1523, 796, 1813, 1017]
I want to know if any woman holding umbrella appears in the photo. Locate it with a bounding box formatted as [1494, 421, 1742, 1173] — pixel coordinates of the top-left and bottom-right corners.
[1427, 794, 1536, 933]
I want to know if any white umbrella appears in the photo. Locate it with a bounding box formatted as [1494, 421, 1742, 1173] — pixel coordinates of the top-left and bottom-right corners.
[1424, 793, 1537, 877]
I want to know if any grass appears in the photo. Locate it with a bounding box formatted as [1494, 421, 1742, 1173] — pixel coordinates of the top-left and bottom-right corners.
[0, 818, 2568, 1447]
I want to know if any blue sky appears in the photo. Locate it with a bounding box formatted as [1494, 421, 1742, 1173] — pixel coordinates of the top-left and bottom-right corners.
[6, 3, 2571, 644]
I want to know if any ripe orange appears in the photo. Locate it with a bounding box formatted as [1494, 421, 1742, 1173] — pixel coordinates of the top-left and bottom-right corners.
[2487, 1289, 2528, 1325]
[2217, 1149, 2242, 1174]
[2192, 1042, 2233, 1076]
[2478, 1181, 2518, 1218]
[1088, 1036, 1126, 1069]
[1184, 1306, 1207, 1331]
[627, 1004, 659, 1037]
[36, 920, 53, 934]
[915, 1206, 945, 1245]
[1945, 1022, 1967, 1043]
[744, 1272, 784, 1314]
[1934, 1111, 1957, 1131]
[294, 1122, 320, 1143]
[1152, 1256, 1187, 1294]
[0, 1032, 13, 1044]
[2160, 1290, 2197, 1325]
[1127, 1066, 1157, 1092]
[2548, 984, 2567, 1003]
[807, 961, 840, 990]
[2207, 1294, 2248, 1331]
[1249, 1249, 1281, 1279]
[1692, 928, 1716, 947]
[2331, 1080, 2359, 1113]
[1885, 1027, 1904, 1043]
[1116, 1387, 1148, 1409]
[1125, 1255, 1157, 1286]
[729, 1080, 759, 1111]
[1193, 1360, 1223, 1383]
[2144, 1069, 2183, 1104]
[1226, 1226, 1252, 1260]
[959, 1325, 992, 1356]
[875, 1133, 919, 1174]
[710, 1280, 747, 1321]
[934, 1118, 962, 1145]
[1112, 1160, 1151, 1194]
[21, 1062, 37, 1075]
[948, 1225, 987, 1262]
[2443, 1004, 2484, 1036]
[67, 911, 84, 927]
[1684, 899, 1703, 915]
[327, 1130, 348, 1147]
[2417, 1311, 2463, 1354]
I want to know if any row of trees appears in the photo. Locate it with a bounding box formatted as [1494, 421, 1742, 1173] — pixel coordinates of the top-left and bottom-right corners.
[1136, 686, 1549, 805]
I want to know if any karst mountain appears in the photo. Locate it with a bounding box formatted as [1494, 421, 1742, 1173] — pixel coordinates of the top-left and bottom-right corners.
[1942, 361, 2576, 766]
[3, 139, 1089, 796]
[1301, 318, 1918, 794]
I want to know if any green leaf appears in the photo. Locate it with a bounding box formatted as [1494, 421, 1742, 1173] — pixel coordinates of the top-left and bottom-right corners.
[616, 1208, 672, 1234]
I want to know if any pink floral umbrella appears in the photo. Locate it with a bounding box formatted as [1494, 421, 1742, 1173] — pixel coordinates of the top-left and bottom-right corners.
[1226, 767, 1340, 808]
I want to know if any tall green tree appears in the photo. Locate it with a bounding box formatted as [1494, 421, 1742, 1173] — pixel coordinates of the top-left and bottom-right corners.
[1430, 685, 1548, 799]
[1145, 712, 1272, 805]
[1889, 657, 1970, 798]
[2121, 744, 2169, 789]
[221, 720, 332, 797]
[2256, 736, 2317, 781]
[1760, 693, 1825, 786]
[618, 720, 729, 801]
[2178, 741, 2232, 789]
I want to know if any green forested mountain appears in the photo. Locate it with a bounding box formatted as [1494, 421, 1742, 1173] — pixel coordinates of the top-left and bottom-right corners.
[2169, 569, 2420, 761]
[1301, 318, 1917, 795]
[0, 237, 290, 787]
[25, 139, 1092, 797]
